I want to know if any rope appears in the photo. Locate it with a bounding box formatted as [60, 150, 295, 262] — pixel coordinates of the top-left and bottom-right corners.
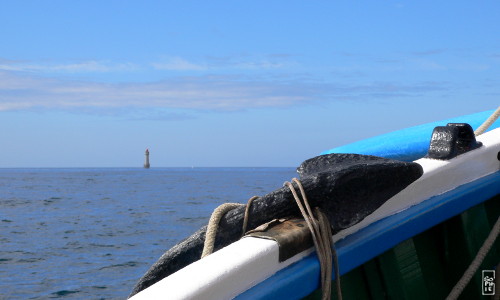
[242, 196, 259, 238]
[284, 178, 342, 300]
[201, 196, 260, 258]
[445, 106, 500, 298]
[202, 180, 343, 300]
[446, 216, 500, 300]
[317, 207, 341, 299]
[474, 106, 500, 136]
[202, 203, 243, 258]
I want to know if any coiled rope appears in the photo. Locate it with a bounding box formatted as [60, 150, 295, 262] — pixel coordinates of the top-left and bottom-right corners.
[474, 106, 500, 136]
[284, 178, 342, 300]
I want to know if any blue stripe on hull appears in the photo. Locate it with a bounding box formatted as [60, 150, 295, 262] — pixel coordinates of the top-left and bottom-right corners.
[321, 110, 500, 161]
[236, 171, 500, 300]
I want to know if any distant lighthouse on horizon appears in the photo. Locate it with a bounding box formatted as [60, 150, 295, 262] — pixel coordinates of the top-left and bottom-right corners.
[144, 148, 150, 169]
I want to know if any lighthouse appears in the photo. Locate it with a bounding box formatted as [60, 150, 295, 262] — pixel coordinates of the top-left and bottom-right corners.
[144, 148, 150, 169]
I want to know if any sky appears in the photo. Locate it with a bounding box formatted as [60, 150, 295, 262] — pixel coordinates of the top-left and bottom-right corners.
[0, 1, 499, 167]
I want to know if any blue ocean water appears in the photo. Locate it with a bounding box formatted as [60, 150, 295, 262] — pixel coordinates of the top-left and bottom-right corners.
[0, 167, 297, 299]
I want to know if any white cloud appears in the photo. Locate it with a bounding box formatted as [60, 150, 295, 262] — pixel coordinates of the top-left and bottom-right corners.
[411, 49, 446, 56]
[230, 60, 286, 70]
[0, 55, 289, 75]
[151, 55, 291, 71]
[0, 71, 315, 112]
[151, 57, 206, 71]
[0, 69, 450, 115]
[0, 60, 138, 73]
[204, 54, 293, 70]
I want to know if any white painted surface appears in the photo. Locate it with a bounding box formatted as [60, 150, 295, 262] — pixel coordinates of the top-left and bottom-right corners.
[130, 237, 313, 300]
[131, 128, 500, 300]
[335, 127, 500, 241]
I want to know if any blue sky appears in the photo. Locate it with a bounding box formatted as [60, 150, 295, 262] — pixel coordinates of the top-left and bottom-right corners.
[1, 1, 499, 167]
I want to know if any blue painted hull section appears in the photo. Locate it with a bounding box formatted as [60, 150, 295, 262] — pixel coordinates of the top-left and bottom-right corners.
[237, 171, 500, 299]
[321, 110, 500, 161]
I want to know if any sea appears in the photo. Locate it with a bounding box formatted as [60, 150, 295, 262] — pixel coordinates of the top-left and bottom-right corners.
[1, 167, 297, 299]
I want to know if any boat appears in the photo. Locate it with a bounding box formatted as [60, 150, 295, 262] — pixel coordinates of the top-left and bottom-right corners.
[129, 108, 500, 300]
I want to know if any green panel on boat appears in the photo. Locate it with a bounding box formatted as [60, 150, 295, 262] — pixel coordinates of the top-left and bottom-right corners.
[412, 226, 447, 299]
[303, 267, 371, 300]
[302, 195, 499, 300]
[362, 260, 386, 300]
[378, 238, 429, 299]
